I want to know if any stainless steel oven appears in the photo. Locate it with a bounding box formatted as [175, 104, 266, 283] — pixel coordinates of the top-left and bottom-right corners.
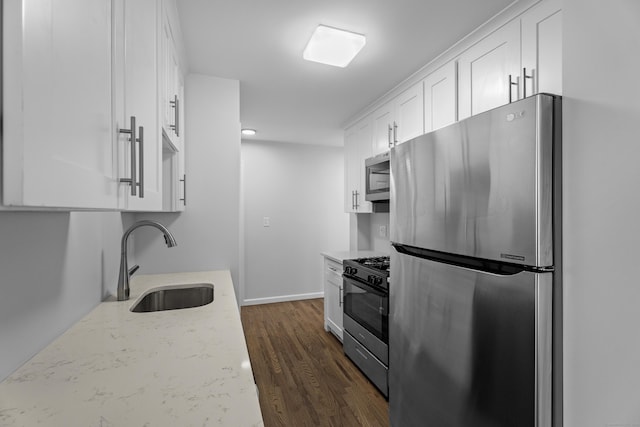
[342, 256, 390, 397]
[343, 275, 388, 343]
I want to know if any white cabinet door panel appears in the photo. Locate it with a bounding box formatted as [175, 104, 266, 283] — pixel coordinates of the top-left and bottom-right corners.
[344, 126, 360, 213]
[371, 103, 393, 156]
[522, 1, 562, 97]
[458, 19, 520, 120]
[395, 82, 424, 144]
[344, 118, 372, 213]
[324, 258, 344, 341]
[424, 62, 457, 133]
[3, 0, 117, 208]
[357, 120, 373, 213]
[118, 0, 162, 211]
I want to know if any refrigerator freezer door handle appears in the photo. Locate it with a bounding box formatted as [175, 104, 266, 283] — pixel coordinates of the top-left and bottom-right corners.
[392, 242, 526, 276]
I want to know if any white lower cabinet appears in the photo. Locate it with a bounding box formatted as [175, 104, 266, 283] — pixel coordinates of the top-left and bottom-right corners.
[3, 0, 117, 209]
[324, 257, 344, 341]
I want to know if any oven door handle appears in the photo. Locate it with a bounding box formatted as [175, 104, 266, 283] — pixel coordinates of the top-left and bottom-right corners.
[343, 275, 388, 296]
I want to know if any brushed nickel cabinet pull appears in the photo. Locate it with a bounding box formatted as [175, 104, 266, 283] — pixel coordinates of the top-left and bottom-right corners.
[119, 116, 137, 196]
[523, 67, 533, 98]
[170, 95, 179, 136]
[508, 74, 519, 103]
[137, 126, 144, 198]
[393, 121, 398, 145]
[180, 174, 186, 206]
[387, 124, 393, 147]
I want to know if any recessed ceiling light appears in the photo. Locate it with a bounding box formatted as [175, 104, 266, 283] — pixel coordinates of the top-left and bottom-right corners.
[241, 129, 257, 136]
[303, 25, 366, 68]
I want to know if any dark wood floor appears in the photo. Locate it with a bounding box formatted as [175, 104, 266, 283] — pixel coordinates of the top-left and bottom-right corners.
[241, 298, 389, 427]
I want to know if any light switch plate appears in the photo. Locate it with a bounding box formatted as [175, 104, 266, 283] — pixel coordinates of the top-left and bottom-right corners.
[263, 217, 270, 227]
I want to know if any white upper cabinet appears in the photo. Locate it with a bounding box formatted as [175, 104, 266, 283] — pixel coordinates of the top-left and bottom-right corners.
[394, 83, 424, 145]
[423, 62, 457, 133]
[458, 19, 521, 120]
[159, 0, 187, 212]
[3, 0, 117, 209]
[521, 0, 563, 97]
[175, 77, 187, 211]
[160, 11, 183, 150]
[344, 118, 373, 213]
[371, 102, 394, 156]
[2, 0, 184, 212]
[113, 0, 162, 211]
[371, 82, 424, 155]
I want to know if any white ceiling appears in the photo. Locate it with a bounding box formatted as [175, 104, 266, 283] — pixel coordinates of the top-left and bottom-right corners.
[177, 0, 516, 146]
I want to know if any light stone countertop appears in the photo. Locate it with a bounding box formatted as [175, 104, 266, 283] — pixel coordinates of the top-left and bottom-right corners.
[0, 270, 264, 427]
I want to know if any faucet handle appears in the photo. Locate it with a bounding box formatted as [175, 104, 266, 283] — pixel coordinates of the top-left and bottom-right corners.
[128, 264, 140, 277]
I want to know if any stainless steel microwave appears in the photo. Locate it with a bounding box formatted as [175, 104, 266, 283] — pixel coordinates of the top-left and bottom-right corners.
[365, 152, 390, 201]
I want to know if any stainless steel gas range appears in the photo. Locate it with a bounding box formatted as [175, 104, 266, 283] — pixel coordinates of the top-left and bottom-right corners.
[342, 256, 390, 397]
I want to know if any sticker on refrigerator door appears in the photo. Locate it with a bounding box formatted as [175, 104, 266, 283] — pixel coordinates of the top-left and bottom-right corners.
[506, 111, 525, 122]
[500, 253, 525, 261]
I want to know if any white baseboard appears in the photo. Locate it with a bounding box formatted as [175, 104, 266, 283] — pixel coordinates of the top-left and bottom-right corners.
[242, 291, 324, 306]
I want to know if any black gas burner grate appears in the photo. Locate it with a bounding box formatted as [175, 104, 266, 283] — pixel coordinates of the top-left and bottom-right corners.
[352, 256, 390, 271]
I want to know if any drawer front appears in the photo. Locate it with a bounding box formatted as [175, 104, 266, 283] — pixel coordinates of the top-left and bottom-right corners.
[344, 314, 388, 365]
[344, 331, 388, 396]
[325, 259, 343, 286]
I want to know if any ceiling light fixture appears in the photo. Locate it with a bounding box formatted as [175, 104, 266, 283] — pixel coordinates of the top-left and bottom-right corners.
[303, 25, 366, 68]
[241, 129, 257, 136]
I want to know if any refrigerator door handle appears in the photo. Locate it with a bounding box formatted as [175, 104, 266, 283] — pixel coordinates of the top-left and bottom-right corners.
[391, 242, 526, 276]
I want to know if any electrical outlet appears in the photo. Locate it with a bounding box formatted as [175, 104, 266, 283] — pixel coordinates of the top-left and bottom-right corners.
[263, 217, 270, 227]
[379, 225, 387, 237]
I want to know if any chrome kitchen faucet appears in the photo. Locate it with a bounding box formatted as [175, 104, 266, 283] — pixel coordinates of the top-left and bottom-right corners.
[117, 220, 177, 301]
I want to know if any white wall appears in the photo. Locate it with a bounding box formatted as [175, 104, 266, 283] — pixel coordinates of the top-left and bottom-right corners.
[349, 213, 391, 253]
[563, 2, 640, 426]
[0, 211, 125, 381]
[242, 140, 348, 305]
[369, 213, 391, 253]
[132, 74, 242, 298]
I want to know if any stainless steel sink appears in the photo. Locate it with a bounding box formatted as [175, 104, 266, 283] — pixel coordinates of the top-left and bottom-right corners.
[130, 284, 214, 313]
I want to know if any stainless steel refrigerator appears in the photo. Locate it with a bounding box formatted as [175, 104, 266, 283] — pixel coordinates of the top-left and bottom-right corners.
[389, 94, 562, 427]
